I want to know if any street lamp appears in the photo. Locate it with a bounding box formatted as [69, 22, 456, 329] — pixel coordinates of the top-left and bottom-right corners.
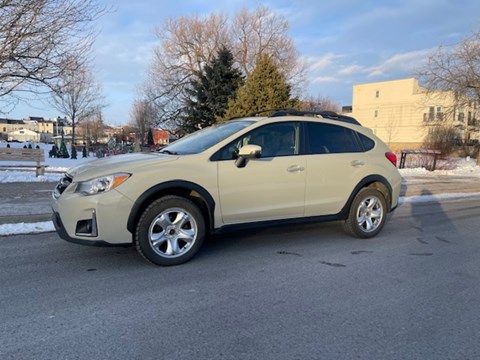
[60, 121, 64, 142]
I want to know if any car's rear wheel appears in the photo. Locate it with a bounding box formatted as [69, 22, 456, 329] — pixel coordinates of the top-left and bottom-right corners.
[135, 195, 206, 266]
[343, 188, 387, 238]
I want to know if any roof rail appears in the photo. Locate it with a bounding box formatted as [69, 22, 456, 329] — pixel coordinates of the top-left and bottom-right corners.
[246, 108, 295, 117]
[268, 109, 361, 125]
[231, 108, 361, 125]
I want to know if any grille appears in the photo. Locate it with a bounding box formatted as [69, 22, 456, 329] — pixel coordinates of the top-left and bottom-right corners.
[53, 174, 73, 199]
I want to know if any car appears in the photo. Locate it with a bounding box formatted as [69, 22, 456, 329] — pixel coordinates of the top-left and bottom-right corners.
[52, 110, 402, 266]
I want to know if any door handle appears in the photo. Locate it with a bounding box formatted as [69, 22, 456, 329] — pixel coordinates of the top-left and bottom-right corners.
[351, 160, 365, 167]
[287, 165, 305, 172]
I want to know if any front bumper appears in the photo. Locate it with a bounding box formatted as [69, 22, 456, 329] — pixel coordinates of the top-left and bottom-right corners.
[52, 212, 129, 247]
[52, 184, 134, 246]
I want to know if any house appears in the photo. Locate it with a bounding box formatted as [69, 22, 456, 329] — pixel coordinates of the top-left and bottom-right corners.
[0, 118, 26, 140]
[8, 128, 40, 142]
[152, 129, 169, 145]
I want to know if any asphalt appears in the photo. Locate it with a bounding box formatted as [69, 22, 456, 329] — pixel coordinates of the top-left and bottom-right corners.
[1, 175, 480, 225]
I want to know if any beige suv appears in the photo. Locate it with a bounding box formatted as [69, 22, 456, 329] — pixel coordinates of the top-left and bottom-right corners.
[52, 111, 402, 266]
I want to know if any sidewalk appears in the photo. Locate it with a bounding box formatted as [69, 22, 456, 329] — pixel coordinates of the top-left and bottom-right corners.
[1, 176, 480, 225]
[0, 182, 54, 225]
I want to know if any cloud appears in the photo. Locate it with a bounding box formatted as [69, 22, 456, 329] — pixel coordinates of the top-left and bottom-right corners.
[338, 65, 364, 76]
[366, 48, 432, 78]
[313, 76, 340, 84]
[305, 53, 342, 72]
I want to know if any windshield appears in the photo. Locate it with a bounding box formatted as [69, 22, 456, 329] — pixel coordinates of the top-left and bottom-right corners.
[160, 120, 254, 155]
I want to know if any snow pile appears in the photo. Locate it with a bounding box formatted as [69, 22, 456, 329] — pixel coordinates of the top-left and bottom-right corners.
[398, 157, 480, 177]
[0, 221, 55, 236]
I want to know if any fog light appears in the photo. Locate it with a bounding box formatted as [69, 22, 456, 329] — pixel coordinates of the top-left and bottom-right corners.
[75, 211, 98, 237]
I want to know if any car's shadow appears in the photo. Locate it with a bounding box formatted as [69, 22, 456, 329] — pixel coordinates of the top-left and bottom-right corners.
[198, 221, 360, 261]
[46, 220, 374, 269]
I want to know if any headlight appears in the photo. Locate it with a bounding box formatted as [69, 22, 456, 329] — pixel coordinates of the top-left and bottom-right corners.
[75, 173, 131, 195]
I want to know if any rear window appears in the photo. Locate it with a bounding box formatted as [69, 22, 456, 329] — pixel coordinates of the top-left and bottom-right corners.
[358, 133, 375, 151]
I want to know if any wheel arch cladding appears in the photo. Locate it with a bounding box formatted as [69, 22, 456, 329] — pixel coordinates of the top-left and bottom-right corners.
[340, 175, 393, 219]
[126, 180, 216, 235]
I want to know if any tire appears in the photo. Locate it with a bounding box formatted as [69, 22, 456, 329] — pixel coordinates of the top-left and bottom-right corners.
[343, 188, 387, 238]
[135, 195, 206, 266]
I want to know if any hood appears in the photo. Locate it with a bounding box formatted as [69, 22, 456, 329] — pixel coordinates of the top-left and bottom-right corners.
[67, 152, 178, 181]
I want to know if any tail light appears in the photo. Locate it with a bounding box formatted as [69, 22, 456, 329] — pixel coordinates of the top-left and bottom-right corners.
[385, 152, 397, 167]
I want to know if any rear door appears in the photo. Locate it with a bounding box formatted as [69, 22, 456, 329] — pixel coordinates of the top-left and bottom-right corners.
[303, 122, 372, 216]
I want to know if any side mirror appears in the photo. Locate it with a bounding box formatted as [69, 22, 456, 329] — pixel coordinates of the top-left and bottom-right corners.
[235, 144, 261, 168]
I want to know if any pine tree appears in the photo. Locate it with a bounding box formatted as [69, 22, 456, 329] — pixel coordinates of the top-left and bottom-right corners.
[147, 128, 155, 146]
[182, 46, 243, 133]
[59, 140, 69, 158]
[224, 54, 299, 119]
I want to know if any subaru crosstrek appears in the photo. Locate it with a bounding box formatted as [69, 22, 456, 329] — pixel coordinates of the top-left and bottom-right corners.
[52, 110, 402, 266]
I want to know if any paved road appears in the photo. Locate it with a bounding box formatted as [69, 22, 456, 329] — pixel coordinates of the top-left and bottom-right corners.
[0, 182, 55, 224]
[402, 175, 480, 196]
[1, 197, 479, 359]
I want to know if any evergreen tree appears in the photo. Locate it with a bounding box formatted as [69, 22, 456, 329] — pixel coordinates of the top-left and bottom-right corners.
[182, 46, 243, 133]
[59, 140, 69, 158]
[147, 128, 155, 145]
[71, 146, 77, 159]
[224, 54, 299, 119]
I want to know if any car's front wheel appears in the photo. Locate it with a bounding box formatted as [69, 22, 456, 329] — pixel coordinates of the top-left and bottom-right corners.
[135, 196, 206, 266]
[343, 188, 387, 238]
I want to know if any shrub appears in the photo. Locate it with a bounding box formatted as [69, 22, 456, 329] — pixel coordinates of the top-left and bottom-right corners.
[422, 125, 459, 156]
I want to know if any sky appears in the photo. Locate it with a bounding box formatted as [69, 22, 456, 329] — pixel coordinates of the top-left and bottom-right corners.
[4, 0, 480, 125]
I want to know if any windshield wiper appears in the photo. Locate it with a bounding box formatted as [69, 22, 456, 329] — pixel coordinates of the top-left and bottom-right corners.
[158, 149, 178, 155]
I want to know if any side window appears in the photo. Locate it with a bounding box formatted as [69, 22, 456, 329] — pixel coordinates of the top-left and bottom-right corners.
[306, 122, 363, 154]
[215, 122, 299, 160]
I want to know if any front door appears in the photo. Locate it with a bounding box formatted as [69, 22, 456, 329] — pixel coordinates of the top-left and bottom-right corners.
[216, 122, 306, 224]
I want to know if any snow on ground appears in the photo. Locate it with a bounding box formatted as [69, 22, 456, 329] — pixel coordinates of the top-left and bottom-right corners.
[398, 156, 480, 177]
[1, 141, 480, 236]
[0, 221, 55, 236]
[0, 142, 94, 183]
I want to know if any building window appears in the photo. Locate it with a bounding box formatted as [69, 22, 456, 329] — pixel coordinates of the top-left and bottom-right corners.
[436, 106, 443, 121]
[375, 90, 380, 98]
[458, 112, 465, 122]
[374, 110, 378, 117]
[468, 112, 477, 126]
[425, 106, 444, 121]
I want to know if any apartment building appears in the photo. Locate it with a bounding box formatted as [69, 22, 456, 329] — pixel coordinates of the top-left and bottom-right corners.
[350, 78, 479, 151]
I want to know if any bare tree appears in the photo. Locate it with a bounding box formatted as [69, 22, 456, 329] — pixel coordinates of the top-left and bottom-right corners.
[49, 58, 104, 148]
[145, 13, 229, 127]
[77, 109, 105, 145]
[231, 6, 305, 87]
[417, 29, 480, 102]
[300, 95, 341, 112]
[144, 6, 305, 127]
[0, 0, 106, 113]
[130, 99, 157, 145]
[416, 27, 480, 139]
